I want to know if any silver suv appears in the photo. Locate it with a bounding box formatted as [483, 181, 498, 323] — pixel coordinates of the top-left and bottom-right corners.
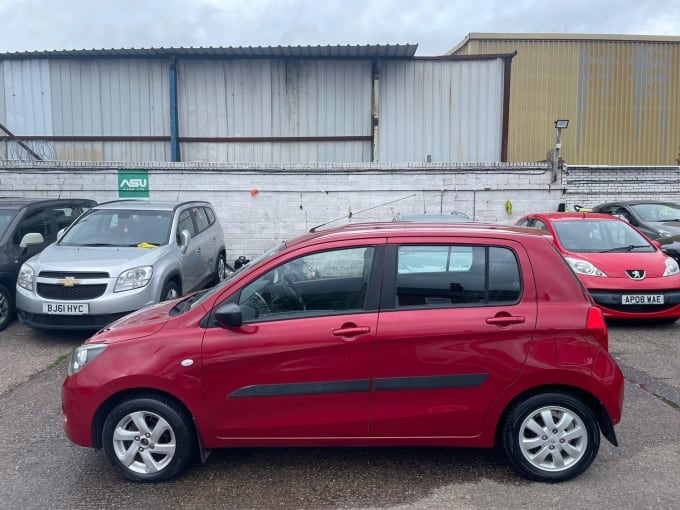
[16, 200, 227, 330]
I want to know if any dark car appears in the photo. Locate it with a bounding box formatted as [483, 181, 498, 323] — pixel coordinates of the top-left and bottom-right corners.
[592, 201, 680, 262]
[0, 197, 96, 330]
[63, 221, 623, 484]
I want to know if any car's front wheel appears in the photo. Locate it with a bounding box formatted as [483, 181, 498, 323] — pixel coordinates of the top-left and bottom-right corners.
[0, 283, 14, 332]
[102, 396, 195, 482]
[502, 392, 600, 482]
[161, 280, 180, 301]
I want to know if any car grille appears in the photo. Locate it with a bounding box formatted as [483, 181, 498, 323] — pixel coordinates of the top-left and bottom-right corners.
[38, 271, 109, 279]
[37, 284, 107, 300]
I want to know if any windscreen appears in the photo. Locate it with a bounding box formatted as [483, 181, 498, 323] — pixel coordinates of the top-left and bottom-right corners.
[553, 219, 654, 253]
[59, 209, 174, 247]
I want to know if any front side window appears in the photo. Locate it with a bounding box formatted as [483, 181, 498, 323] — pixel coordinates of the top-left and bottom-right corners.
[395, 245, 521, 307]
[14, 209, 50, 245]
[0, 209, 17, 239]
[238, 246, 375, 322]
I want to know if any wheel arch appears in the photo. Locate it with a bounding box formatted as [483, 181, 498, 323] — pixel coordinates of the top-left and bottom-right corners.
[492, 384, 617, 447]
[160, 271, 182, 299]
[91, 387, 198, 450]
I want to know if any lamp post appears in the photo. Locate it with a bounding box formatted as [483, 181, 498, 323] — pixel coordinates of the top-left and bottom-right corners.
[552, 119, 569, 182]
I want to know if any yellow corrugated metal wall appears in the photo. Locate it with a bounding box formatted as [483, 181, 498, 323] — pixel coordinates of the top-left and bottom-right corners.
[453, 36, 680, 165]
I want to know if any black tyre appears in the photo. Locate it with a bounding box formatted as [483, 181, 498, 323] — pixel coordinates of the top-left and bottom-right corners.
[161, 280, 180, 301]
[102, 396, 195, 483]
[502, 392, 600, 482]
[0, 283, 14, 332]
[213, 252, 232, 284]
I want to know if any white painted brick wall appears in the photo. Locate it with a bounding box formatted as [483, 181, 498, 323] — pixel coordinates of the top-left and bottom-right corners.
[3, 161, 679, 266]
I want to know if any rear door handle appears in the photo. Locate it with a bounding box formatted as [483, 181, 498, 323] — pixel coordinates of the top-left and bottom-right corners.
[332, 326, 371, 337]
[485, 316, 525, 326]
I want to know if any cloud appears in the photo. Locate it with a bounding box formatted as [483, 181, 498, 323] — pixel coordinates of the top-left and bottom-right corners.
[0, 0, 678, 56]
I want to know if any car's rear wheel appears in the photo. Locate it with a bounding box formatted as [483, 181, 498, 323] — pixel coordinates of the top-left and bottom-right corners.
[0, 284, 14, 332]
[502, 392, 600, 482]
[102, 396, 195, 482]
[161, 280, 180, 301]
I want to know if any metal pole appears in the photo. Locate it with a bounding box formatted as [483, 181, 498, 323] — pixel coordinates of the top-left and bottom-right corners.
[552, 126, 562, 183]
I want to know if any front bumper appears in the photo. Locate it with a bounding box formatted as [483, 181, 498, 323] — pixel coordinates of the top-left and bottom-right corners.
[589, 289, 680, 319]
[16, 277, 159, 329]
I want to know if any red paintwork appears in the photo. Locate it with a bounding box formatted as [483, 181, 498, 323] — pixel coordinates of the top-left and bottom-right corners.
[517, 212, 680, 320]
[62, 222, 623, 453]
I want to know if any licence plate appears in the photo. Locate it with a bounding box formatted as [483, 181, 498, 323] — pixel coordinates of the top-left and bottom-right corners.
[43, 303, 89, 315]
[621, 294, 664, 305]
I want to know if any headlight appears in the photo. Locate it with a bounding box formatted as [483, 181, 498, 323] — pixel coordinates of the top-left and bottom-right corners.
[657, 229, 671, 239]
[68, 344, 107, 375]
[17, 263, 35, 291]
[663, 256, 680, 276]
[114, 265, 153, 292]
[564, 257, 607, 277]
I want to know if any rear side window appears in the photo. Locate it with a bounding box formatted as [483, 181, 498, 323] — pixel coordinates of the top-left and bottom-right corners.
[395, 245, 521, 308]
[192, 207, 210, 234]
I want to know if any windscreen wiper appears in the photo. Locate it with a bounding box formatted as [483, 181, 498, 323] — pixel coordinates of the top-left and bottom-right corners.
[599, 244, 650, 253]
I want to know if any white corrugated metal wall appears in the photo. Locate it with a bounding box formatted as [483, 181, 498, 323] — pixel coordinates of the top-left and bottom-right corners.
[177, 59, 373, 162]
[3, 60, 53, 136]
[378, 59, 505, 162]
[0, 55, 506, 164]
[49, 59, 170, 161]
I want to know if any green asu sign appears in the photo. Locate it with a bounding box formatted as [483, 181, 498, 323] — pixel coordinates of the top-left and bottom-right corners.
[118, 170, 149, 198]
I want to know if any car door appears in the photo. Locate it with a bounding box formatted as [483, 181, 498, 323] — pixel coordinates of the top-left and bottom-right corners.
[369, 238, 538, 438]
[201, 241, 384, 439]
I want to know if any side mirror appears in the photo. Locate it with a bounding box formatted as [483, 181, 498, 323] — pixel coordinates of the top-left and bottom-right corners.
[652, 240, 661, 249]
[180, 229, 191, 254]
[20, 232, 45, 249]
[214, 302, 243, 328]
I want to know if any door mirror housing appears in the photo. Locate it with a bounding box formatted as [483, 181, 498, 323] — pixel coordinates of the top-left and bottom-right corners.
[214, 302, 243, 328]
[20, 232, 45, 249]
[180, 229, 191, 253]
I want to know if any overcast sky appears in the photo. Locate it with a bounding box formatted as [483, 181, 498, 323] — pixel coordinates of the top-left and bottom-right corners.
[0, 0, 678, 56]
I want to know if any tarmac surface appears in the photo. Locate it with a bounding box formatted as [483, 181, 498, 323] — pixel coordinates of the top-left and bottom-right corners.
[1, 319, 679, 510]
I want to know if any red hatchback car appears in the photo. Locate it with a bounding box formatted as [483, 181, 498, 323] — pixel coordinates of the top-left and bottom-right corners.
[62, 222, 624, 483]
[517, 212, 680, 322]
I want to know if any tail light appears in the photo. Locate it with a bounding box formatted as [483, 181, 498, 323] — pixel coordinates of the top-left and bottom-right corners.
[586, 306, 608, 350]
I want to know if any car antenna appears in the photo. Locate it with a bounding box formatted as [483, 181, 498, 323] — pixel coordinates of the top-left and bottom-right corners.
[309, 193, 417, 232]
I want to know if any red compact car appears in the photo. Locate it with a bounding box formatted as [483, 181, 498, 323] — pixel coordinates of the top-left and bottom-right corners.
[62, 222, 624, 483]
[517, 212, 680, 322]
